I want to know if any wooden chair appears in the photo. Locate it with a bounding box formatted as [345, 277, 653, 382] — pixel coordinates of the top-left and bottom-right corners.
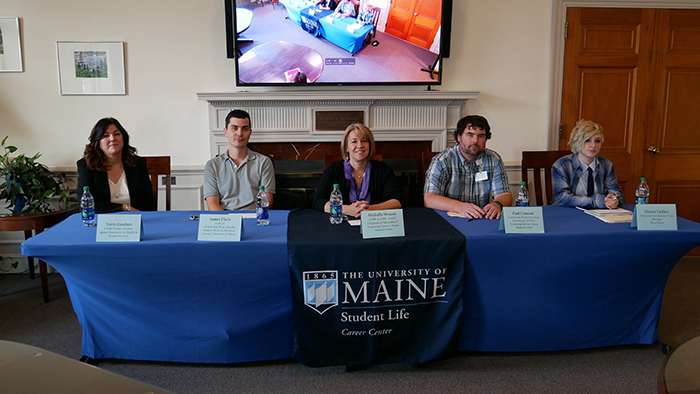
[324, 154, 382, 168]
[144, 156, 172, 211]
[363, 6, 381, 47]
[521, 150, 570, 206]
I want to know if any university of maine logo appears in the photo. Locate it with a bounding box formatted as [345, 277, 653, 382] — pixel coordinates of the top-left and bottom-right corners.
[303, 270, 338, 315]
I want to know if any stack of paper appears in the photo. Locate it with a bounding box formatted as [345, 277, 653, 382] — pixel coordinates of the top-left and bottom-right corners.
[447, 211, 467, 218]
[577, 207, 634, 223]
[347, 23, 361, 33]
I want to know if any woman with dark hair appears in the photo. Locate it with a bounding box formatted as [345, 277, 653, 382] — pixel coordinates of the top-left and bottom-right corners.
[312, 123, 403, 218]
[77, 118, 156, 213]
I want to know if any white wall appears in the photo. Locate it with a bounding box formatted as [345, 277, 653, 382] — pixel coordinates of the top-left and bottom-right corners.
[0, 0, 554, 169]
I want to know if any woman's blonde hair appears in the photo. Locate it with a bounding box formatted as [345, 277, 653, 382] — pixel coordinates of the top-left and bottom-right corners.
[568, 119, 605, 154]
[340, 123, 376, 161]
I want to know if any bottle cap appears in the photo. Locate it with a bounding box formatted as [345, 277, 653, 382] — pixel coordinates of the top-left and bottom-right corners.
[333, 184, 339, 188]
[259, 185, 265, 191]
[641, 177, 646, 181]
[83, 186, 89, 191]
[520, 182, 526, 186]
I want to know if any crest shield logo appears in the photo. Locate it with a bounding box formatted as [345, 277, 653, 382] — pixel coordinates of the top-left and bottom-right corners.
[303, 270, 338, 315]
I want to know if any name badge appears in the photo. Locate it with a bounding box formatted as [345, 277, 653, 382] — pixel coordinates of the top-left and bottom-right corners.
[360, 209, 405, 239]
[96, 214, 143, 242]
[498, 207, 545, 234]
[631, 204, 677, 231]
[197, 214, 244, 242]
[475, 171, 488, 182]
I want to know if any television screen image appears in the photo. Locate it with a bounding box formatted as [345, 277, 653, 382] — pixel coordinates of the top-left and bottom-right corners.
[226, 0, 450, 87]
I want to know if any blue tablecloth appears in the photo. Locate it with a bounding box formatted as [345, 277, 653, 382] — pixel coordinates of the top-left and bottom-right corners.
[317, 13, 372, 54]
[280, 0, 372, 53]
[439, 205, 700, 352]
[21, 206, 700, 363]
[21, 211, 293, 363]
[279, 0, 305, 25]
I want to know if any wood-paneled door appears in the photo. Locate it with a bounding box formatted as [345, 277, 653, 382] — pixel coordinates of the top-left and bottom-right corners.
[645, 9, 700, 224]
[561, 8, 655, 200]
[385, 0, 442, 50]
[561, 8, 700, 224]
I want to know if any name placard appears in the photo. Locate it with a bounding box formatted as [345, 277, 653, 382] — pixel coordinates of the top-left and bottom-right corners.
[498, 207, 545, 234]
[360, 209, 405, 239]
[197, 214, 243, 242]
[631, 204, 677, 231]
[96, 214, 143, 242]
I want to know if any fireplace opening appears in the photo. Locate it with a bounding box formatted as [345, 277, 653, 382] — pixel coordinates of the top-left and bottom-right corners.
[250, 141, 432, 210]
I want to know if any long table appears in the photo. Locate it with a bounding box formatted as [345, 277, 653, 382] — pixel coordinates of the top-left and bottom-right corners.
[279, 0, 373, 54]
[439, 206, 700, 352]
[22, 211, 292, 363]
[21, 207, 700, 363]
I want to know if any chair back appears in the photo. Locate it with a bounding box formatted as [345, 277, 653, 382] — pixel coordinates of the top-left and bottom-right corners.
[144, 156, 172, 211]
[324, 154, 382, 168]
[521, 151, 570, 206]
[370, 7, 381, 37]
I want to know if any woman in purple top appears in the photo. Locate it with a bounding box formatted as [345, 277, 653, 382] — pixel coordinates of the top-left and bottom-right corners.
[313, 123, 404, 218]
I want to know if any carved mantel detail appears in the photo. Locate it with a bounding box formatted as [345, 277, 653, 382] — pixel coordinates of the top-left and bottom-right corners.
[197, 91, 479, 158]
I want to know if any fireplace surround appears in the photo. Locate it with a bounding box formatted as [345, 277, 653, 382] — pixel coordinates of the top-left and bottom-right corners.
[197, 90, 479, 208]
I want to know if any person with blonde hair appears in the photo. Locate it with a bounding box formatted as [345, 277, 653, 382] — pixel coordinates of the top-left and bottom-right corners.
[552, 120, 623, 208]
[312, 123, 403, 218]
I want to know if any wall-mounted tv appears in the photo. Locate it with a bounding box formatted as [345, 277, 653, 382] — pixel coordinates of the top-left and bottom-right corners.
[225, 0, 452, 87]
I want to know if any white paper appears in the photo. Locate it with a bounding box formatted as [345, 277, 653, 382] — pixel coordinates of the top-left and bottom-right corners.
[229, 213, 257, 219]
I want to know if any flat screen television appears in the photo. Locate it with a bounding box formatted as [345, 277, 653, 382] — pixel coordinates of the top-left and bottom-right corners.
[225, 0, 452, 87]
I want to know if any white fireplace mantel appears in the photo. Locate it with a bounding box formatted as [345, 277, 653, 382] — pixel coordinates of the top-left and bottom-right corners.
[197, 90, 479, 158]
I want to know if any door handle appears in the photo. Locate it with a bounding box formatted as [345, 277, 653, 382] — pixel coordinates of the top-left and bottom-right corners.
[648, 146, 660, 154]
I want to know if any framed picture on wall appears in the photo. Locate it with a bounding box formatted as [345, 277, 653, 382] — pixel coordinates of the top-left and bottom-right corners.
[0, 16, 23, 72]
[56, 41, 126, 95]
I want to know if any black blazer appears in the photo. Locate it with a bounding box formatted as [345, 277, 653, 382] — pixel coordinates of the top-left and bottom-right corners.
[312, 160, 405, 212]
[77, 157, 156, 213]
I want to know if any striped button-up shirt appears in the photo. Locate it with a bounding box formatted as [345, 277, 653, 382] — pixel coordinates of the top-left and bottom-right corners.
[424, 146, 510, 207]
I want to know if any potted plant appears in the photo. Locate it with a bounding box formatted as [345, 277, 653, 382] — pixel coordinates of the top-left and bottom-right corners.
[0, 136, 75, 215]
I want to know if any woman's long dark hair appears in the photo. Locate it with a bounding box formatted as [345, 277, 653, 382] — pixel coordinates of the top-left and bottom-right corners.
[83, 118, 138, 171]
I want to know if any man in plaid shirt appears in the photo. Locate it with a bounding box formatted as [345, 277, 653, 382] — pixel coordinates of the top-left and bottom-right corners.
[424, 115, 512, 220]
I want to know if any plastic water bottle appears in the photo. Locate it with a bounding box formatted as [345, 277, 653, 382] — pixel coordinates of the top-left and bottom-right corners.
[80, 186, 96, 227]
[256, 185, 270, 226]
[330, 184, 343, 224]
[516, 182, 529, 207]
[635, 177, 649, 205]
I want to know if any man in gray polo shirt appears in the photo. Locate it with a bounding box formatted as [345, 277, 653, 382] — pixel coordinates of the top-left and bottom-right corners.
[204, 109, 275, 210]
